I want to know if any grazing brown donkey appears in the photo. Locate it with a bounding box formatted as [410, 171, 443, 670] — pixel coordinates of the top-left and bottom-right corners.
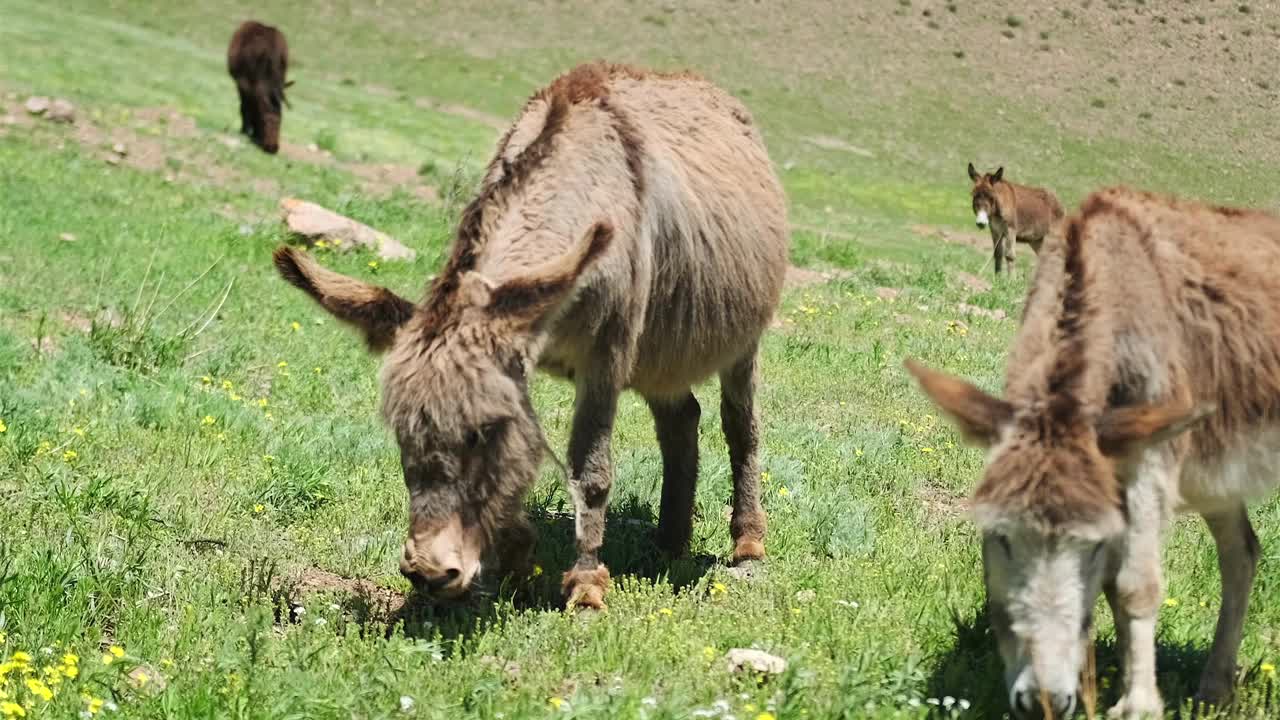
[227, 20, 290, 154]
[968, 163, 1064, 275]
[274, 62, 788, 608]
[909, 187, 1280, 718]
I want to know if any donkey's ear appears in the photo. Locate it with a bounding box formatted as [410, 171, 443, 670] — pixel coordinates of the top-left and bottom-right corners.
[273, 246, 415, 352]
[991, 166, 1004, 183]
[905, 359, 1013, 446]
[1095, 400, 1214, 458]
[967, 162, 979, 182]
[483, 222, 614, 328]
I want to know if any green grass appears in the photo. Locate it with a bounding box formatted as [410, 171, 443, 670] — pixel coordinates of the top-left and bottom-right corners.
[2, 2, 1279, 719]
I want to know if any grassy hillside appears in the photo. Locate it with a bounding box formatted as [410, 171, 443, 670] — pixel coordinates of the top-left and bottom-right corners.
[1, 1, 1277, 718]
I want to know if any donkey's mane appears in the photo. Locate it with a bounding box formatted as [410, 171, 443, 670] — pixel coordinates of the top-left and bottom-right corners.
[415, 62, 661, 345]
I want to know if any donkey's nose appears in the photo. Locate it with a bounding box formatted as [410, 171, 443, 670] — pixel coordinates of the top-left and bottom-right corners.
[1011, 690, 1077, 719]
[399, 561, 464, 596]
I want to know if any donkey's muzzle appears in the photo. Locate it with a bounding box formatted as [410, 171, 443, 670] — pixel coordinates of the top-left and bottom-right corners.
[1011, 689, 1077, 720]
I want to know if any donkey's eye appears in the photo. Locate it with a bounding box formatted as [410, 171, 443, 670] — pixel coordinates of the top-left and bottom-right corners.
[464, 430, 483, 450]
[1089, 541, 1106, 564]
[995, 534, 1013, 557]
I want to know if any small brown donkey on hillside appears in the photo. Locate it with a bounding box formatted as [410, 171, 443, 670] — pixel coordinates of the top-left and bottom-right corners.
[274, 63, 789, 608]
[227, 21, 290, 154]
[910, 187, 1280, 718]
[968, 163, 1064, 275]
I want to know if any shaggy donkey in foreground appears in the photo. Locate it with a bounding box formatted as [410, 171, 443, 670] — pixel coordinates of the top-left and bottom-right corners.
[274, 62, 788, 608]
[227, 20, 290, 154]
[910, 187, 1280, 718]
[968, 163, 1064, 275]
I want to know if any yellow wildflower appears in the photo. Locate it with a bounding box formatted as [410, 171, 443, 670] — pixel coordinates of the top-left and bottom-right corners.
[854, 448, 865, 458]
[256, 398, 268, 408]
[548, 697, 564, 710]
[62, 450, 77, 463]
[277, 361, 288, 369]
[11, 652, 30, 665]
[201, 376, 211, 385]
[0, 701, 26, 718]
[755, 713, 776, 720]
[330, 238, 342, 247]
[201, 416, 216, 426]
[531, 564, 543, 577]
[86, 697, 104, 715]
[253, 504, 265, 514]
[228, 392, 242, 402]
[1261, 662, 1275, 676]
[23, 678, 52, 702]
[778, 486, 790, 497]
[108, 646, 124, 658]
[0, 419, 7, 433]
[921, 447, 935, 454]
[314, 240, 329, 249]
[791, 607, 802, 616]
[744, 704, 757, 713]
[62, 653, 78, 667]
[160, 658, 173, 668]
[221, 380, 232, 390]
[658, 607, 673, 616]
[1164, 598, 1179, 608]
[0, 631, 5, 644]
[710, 581, 728, 598]
[761, 471, 771, 483]
[71, 427, 85, 437]
[290, 321, 301, 332]
[313, 367, 322, 374]
[367, 261, 379, 270]
[702, 646, 717, 661]
[100, 654, 113, 666]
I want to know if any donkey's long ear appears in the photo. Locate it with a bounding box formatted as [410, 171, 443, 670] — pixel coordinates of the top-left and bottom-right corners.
[967, 162, 979, 182]
[1095, 400, 1214, 458]
[905, 359, 1013, 446]
[273, 246, 415, 352]
[473, 222, 614, 328]
[991, 166, 1004, 183]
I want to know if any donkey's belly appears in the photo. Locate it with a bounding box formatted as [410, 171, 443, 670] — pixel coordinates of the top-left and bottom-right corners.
[1178, 426, 1280, 514]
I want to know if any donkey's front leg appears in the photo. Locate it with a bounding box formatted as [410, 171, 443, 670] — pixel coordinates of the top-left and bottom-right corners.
[1195, 506, 1261, 708]
[561, 376, 621, 609]
[1107, 461, 1172, 719]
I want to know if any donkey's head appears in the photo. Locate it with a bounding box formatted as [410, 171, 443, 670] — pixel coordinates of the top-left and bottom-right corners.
[256, 82, 284, 154]
[273, 223, 611, 598]
[906, 359, 1210, 718]
[968, 163, 1005, 230]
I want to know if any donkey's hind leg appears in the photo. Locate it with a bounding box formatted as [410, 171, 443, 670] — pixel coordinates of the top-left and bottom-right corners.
[720, 345, 766, 563]
[649, 392, 701, 556]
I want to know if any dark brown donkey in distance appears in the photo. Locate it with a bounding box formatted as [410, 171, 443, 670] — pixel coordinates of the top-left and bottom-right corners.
[227, 20, 290, 154]
[274, 62, 789, 608]
[968, 163, 1064, 275]
[910, 187, 1280, 718]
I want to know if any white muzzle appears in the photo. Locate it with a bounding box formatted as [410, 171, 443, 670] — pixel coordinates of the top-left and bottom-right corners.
[976, 210, 989, 228]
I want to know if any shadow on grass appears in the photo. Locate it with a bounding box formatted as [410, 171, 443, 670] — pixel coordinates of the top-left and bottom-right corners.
[922, 602, 1254, 719]
[360, 495, 718, 644]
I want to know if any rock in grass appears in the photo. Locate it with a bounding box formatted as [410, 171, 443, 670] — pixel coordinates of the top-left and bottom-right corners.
[279, 197, 416, 261]
[725, 648, 787, 675]
[26, 96, 75, 123]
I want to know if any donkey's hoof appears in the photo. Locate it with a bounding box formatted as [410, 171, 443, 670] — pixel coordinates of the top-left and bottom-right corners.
[731, 538, 766, 564]
[562, 566, 610, 610]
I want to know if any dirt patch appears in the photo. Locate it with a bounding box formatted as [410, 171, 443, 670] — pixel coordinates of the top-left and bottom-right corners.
[412, 96, 508, 131]
[350, 162, 439, 202]
[784, 264, 855, 289]
[294, 567, 407, 618]
[954, 271, 992, 293]
[918, 484, 968, 523]
[278, 140, 335, 165]
[802, 134, 875, 158]
[910, 224, 988, 252]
